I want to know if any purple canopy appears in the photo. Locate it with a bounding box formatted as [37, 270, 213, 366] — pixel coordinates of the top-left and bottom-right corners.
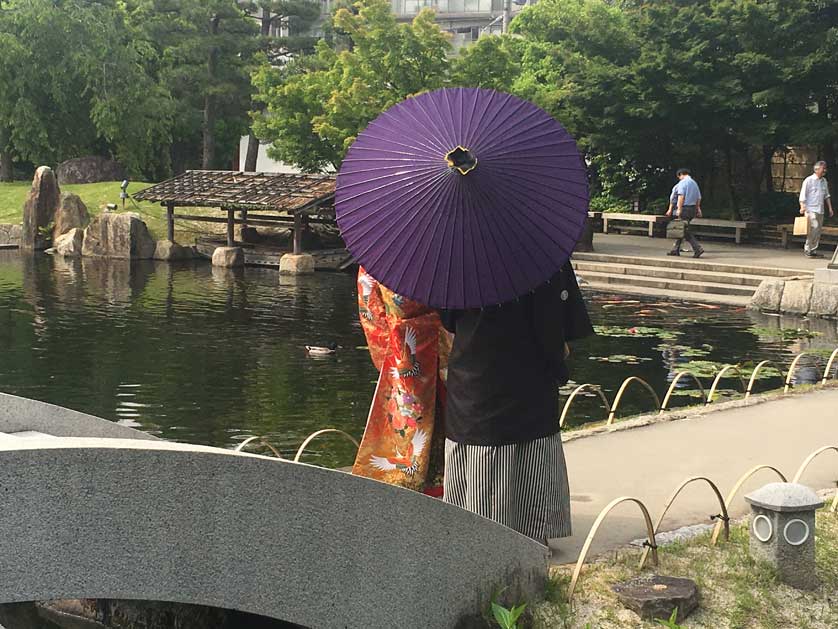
[336, 87, 588, 309]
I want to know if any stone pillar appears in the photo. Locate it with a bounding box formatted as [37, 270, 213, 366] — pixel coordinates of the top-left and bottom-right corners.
[744, 482, 823, 590]
[279, 253, 315, 274]
[21, 166, 60, 251]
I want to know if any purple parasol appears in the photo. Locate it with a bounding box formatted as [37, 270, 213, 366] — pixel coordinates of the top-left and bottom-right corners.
[336, 87, 588, 309]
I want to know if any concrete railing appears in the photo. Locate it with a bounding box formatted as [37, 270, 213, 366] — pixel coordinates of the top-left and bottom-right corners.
[0, 435, 548, 628]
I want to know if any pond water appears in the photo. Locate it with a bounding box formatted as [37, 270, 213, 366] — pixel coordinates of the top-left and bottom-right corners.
[1, 251, 836, 467]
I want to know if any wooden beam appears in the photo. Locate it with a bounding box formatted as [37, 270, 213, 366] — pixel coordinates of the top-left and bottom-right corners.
[226, 208, 235, 247]
[166, 203, 175, 242]
[293, 212, 304, 255]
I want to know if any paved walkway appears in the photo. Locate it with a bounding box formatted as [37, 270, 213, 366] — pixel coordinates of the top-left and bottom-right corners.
[552, 388, 838, 564]
[591, 233, 828, 273]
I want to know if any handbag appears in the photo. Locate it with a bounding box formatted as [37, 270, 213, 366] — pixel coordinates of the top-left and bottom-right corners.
[793, 215, 809, 236]
[667, 219, 687, 239]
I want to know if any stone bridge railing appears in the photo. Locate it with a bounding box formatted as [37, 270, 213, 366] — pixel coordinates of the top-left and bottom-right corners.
[0, 394, 547, 629]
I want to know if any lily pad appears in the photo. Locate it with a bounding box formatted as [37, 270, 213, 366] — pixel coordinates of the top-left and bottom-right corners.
[589, 354, 653, 364]
[751, 327, 820, 341]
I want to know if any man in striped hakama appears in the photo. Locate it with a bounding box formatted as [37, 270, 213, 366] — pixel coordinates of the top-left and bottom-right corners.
[440, 261, 593, 544]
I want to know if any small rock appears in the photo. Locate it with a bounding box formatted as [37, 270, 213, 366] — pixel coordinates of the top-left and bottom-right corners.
[153, 240, 194, 261]
[212, 246, 245, 268]
[612, 574, 699, 622]
[53, 228, 84, 257]
[53, 193, 90, 240]
[0, 223, 21, 246]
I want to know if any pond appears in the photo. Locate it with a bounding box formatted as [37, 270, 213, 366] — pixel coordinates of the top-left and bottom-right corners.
[1, 251, 836, 467]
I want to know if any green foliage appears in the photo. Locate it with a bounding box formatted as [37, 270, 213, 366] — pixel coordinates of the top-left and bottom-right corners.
[253, 0, 451, 171]
[655, 608, 685, 629]
[589, 194, 631, 214]
[450, 0, 838, 213]
[0, 0, 173, 179]
[490, 601, 527, 629]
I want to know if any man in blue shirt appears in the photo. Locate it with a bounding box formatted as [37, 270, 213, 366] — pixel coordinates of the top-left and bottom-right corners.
[665, 168, 705, 258]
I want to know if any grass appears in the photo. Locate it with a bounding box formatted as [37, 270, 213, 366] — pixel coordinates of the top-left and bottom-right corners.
[534, 509, 838, 628]
[0, 181, 223, 241]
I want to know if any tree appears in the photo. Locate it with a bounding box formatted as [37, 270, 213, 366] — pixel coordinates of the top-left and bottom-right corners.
[0, 0, 172, 181]
[243, 0, 322, 172]
[126, 0, 258, 172]
[253, 0, 451, 172]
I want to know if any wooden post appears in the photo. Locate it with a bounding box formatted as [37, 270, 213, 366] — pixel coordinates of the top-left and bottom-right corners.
[226, 208, 235, 246]
[241, 208, 248, 237]
[166, 203, 175, 242]
[293, 212, 303, 255]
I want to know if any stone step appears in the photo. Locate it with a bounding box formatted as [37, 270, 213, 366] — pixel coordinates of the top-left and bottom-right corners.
[582, 282, 751, 306]
[573, 260, 768, 287]
[574, 252, 811, 279]
[579, 271, 756, 297]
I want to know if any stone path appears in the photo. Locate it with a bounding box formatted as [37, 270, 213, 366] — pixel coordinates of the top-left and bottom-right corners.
[551, 387, 838, 564]
[590, 233, 826, 273]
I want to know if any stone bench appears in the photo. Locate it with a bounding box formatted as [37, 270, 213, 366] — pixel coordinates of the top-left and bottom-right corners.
[689, 218, 755, 244]
[600, 213, 668, 237]
[778, 224, 838, 249]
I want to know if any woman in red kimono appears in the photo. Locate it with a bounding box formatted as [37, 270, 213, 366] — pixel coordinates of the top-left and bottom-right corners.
[352, 267, 450, 494]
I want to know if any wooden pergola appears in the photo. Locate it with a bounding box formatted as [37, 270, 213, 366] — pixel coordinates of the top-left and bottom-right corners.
[133, 170, 336, 253]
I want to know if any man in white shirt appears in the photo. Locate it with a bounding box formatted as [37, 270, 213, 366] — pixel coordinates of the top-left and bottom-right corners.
[799, 161, 834, 258]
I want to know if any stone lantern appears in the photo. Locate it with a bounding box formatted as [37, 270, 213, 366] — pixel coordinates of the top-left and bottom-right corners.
[744, 482, 823, 590]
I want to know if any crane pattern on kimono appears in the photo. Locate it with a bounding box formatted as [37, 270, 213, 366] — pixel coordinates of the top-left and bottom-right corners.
[390, 326, 421, 379]
[358, 273, 376, 321]
[369, 429, 428, 476]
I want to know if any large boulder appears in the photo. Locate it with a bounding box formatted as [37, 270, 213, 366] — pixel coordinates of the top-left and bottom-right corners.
[55, 156, 125, 184]
[153, 240, 195, 261]
[21, 166, 60, 251]
[809, 283, 838, 318]
[53, 228, 85, 257]
[779, 280, 813, 315]
[53, 193, 90, 240]
[0, 223, 21, 246]
[279, 252, 315, 274]
[82, 212, 156, 260]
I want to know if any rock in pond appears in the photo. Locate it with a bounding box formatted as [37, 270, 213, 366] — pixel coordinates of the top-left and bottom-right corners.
[21, 166, 60, 251]
[212, 246, 244, 268]
[82, 212, 156, 260]
[53, 228, 84, 257]
[153, 240, 195, 261]
[53, 193, 90, 240]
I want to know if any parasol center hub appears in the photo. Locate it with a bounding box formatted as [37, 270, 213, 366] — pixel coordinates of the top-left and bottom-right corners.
[445, 146, 477, 175]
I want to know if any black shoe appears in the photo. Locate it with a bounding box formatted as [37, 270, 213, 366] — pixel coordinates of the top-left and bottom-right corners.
[667, 250, 680, 257]
[693, 249, 705, 259]
[809, 251, 824, 258]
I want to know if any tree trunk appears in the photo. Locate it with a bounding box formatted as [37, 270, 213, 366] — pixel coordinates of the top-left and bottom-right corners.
[762, 144, 775, 193]
[202, 15, 221, 170]
[243, 8, 273, 173]
[725, 143, 741, 220]
[0, 127, 12, 182]
[0, 148, 12, 182]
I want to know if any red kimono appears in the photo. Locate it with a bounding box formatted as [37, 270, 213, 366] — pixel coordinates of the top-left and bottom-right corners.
[352, 267, 450, 492]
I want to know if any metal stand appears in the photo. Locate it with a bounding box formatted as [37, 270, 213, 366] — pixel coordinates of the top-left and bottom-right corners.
[829, 246, 838, 270]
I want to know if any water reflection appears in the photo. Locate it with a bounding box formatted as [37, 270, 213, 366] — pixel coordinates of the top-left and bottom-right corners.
[1, 251, 836, 464]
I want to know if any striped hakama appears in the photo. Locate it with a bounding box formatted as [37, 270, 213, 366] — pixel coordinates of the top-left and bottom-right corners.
[443, 431, 571, 543]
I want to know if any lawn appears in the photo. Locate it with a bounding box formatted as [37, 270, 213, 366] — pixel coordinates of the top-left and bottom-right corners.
[0, 181, 222, 241]
[530, 508, 838, 628]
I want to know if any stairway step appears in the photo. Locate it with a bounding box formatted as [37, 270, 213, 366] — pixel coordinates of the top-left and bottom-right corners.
[573, 252, 811, 278]
[578, 271, 756, 297]
[582, 282, 751, 306]
[573, 261, 767, 287]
